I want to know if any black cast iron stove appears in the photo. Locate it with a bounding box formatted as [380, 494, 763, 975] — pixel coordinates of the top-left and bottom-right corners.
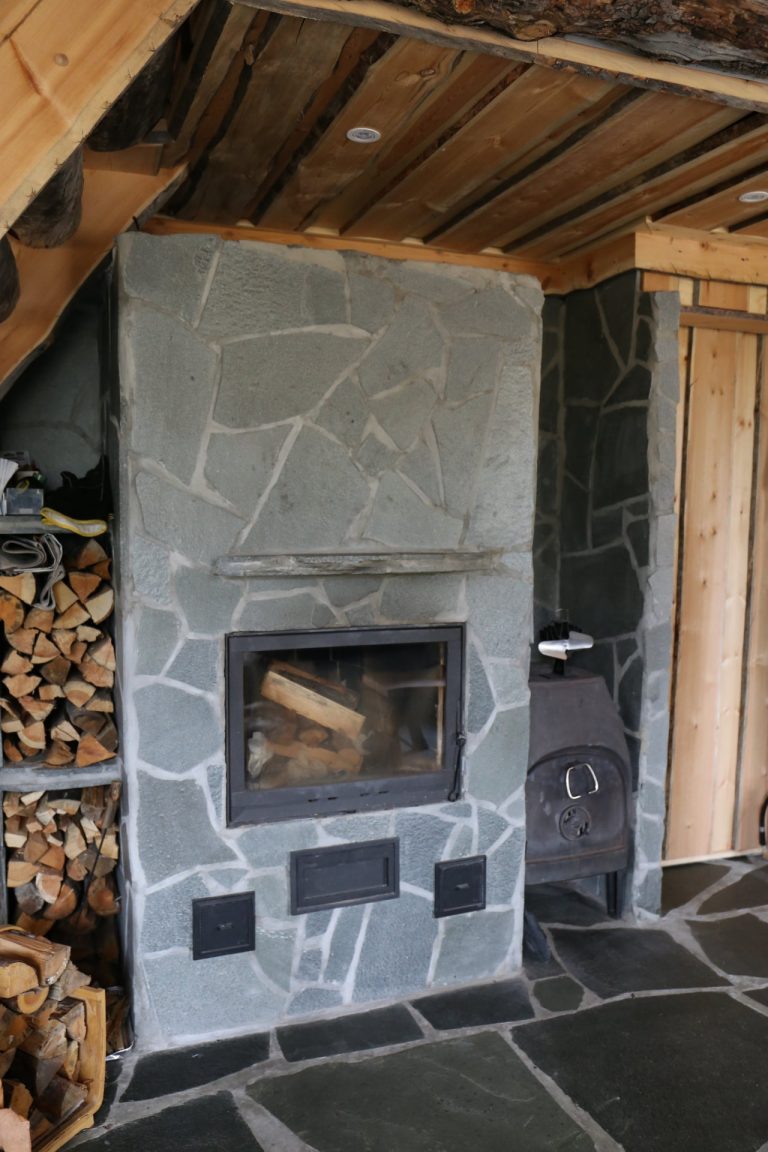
[525, 664, 631, 918]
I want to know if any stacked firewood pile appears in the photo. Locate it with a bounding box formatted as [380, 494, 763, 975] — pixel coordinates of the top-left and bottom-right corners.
[0, 539, 116, 768]
[0, 929, 103, 1148]
[3, 787, 128, 1055]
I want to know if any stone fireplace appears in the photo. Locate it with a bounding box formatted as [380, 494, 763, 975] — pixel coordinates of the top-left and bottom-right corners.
[114, 231, 542, 1047]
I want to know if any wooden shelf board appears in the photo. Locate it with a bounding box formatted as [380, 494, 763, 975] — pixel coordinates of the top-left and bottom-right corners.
[0, 757, 122, 791]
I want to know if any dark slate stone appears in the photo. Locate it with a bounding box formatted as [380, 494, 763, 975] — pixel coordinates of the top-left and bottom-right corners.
[549, 927, 728, 998]
[564, 404, 600, 488]
[597, 272, 638, 363]
[625, 733, 641, 790]
[627, 517, 650, 569]
[565, 290, 621, 405]
[627, 497, 649, 518]
[617, 637, 639, 668]
[688, 914, 768, 978]
[593, 408, 649, 510]
[534, 976, 584, 1013]
[638, 291, 654, 319]
[411, 979, 533, 1030]
[524, 950, 563, 979]
[248, 1032, 595, 1152]
[572, 642, 615, 698]
[539, 362, 561, 436]
[661, 862, 731, 913]
[697, 866, 768, 915]
[514, 992, 768, 1152]
[122, 1032, 270, 1101]
[560, 474, 590, 553]
[277, 1005, 423, 1063]
[618, 653, 644, 733]
[78, 1094, 262, 1151]
[536, 435, 559, 517]
[525, 883, 608, 927]
[592, 506, 623, 549]
[634, 315, 654, 364]
[561, 546, 644, 640]
[609, 364, 652, 405]
[746, 986, 768, 1009]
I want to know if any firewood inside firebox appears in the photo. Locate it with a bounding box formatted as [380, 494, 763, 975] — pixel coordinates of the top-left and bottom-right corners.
[246, 654, 445, 790]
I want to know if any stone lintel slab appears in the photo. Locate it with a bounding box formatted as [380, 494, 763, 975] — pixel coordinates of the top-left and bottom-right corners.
[215, 550, 507, 578]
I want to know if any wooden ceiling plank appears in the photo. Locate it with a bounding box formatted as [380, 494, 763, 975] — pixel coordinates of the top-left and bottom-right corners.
[258, 37, 465, 232]
[243, 25, 385, 220]
[512, 115, 768, 258]
[236, 0, 768, 114]
[434, 94, 744, 252]
[0, 0, 195, 237]
[181, 17, 358, 223]
[659, 169, 768, 232]
[163, 0, 257, 166]
[0, 164, 185, 399]
[345, 66, 620, 243]
[304, 51, 518, 235]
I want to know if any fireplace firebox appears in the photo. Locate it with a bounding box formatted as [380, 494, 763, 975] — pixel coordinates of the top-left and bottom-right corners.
[227, 626, 465, 825]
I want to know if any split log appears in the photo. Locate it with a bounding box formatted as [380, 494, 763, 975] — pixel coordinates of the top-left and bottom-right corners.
[0, 576, 36, 607]
[0, 962, 38, 999]
[0, 592, 24, 636]
[261, 670, 365, 741]
[0, 933, 70, 986]
[36, 1074, 88, 1121]
[5, 989, 49, 1016]
[1, 653, 33, 676]
[12, 150, 84, 249]
[5, 1082, 33, 1119]
[0, 236, 20, 326]
[267, 740, 363, 773]
[88, 37, 176, 151]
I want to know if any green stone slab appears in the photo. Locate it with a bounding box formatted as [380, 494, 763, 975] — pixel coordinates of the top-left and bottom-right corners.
[661, 863, 730, 913]
[77, 1093, 263, 1152]
[515, 992, 768, 1152]
[248, 1032, 595, 1152]
[534, 976, 584, 1013]
[688, 914, 768, 977]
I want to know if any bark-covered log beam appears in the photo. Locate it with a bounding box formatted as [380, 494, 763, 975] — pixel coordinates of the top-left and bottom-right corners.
[407, 0, 768, 74]
[244, 0, 768, 111]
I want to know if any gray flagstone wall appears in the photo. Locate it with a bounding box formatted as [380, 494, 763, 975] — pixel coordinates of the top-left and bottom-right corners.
[115, 232, 543, 1047]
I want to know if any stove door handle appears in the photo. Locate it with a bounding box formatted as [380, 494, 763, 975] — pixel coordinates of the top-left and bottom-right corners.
[565, 762, 599, 800]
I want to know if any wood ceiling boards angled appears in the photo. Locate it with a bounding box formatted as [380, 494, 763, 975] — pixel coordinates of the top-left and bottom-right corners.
[175, 17, 376, 222]
[256, 35, 470, 232]
[340, 66, 622, 243]
[432, 92, 744, 252]
[512, 115, 768, 258]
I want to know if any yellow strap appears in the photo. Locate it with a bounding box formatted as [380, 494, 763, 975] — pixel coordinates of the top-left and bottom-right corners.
[40, 507, 108, 537]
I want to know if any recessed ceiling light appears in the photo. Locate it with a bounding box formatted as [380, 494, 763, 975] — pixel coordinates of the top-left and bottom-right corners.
[346, 127, 381, 144]
[738, 189, 768, 204]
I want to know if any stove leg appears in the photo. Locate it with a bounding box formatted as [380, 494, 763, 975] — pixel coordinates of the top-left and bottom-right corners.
[605, 871, 622, 918]
[523, 909, 550, 962]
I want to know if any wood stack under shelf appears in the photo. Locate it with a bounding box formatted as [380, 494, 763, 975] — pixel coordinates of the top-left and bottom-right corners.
[0, 538, 117, 771]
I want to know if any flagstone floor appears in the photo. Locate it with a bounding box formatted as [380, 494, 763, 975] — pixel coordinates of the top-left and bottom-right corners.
[73, 857, 768, 1152]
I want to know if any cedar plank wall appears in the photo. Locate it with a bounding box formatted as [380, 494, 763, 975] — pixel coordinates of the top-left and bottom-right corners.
[656, 274, 768, 859]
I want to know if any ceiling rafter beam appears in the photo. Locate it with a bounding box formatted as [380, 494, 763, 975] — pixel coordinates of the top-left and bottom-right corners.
[238, 0, 768, 114]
